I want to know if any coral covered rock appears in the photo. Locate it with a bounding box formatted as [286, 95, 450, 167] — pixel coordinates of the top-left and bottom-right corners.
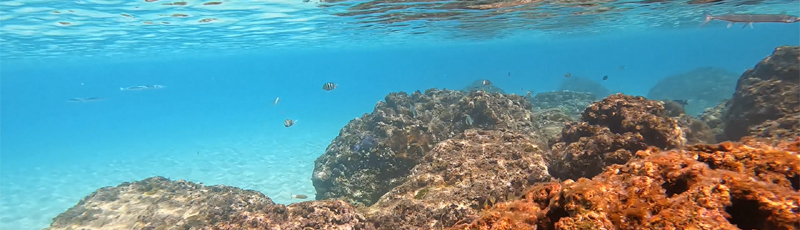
[647, 67, 739, 116]
[548, 94, 687, 180]
[454, 139, 800, 230]
[365, 129, 552, 229]
[313, 89, 541, 206]
[45, 177, 374, 230]
[723, 46, 800, 142]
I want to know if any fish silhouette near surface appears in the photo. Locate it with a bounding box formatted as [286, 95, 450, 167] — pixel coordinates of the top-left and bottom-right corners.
[351, 135, 378, 151]
[120, 85, 165, 91]
[68, 97, 106, 102]
[702, 11, 800, 28]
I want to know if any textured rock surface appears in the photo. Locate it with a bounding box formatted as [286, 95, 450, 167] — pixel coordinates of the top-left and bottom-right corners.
[723, 46, 800, 142]
[558, 76, 610, 99]
[527, 91, 597, 120]
[453, 139, 800, 230]
[548, 94, 687, 180]
[365, 129, 552, 229]
[676, 114, 717, 145]
[45, 177, 375, 230]
[647, 67, 739, 116]
[313, 89, 542, 206]
[699, 100, 729, 142]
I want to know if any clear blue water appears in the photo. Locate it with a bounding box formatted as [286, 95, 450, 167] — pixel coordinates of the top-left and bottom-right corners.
[1, 0, 799, 229]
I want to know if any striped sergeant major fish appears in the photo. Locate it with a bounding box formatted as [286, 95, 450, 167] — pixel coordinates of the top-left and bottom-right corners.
[702, 11, 800, 28]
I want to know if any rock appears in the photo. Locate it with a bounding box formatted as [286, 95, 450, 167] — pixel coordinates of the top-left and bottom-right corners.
[558, 76, 610, 99]
[45, 176, 375, 230]
[723, 46, 800, 142]
[527, 90, 597, 120]
[454, 139, 800, 230]
[365, 129, 552, 229]
[647, 67, 739, 116]
[548, 94, 687, 180]
[461, 79, 506, 94]
[698, 100, 729, 142]
[676, 114, 717, 145]
[312, 89, 541, 206]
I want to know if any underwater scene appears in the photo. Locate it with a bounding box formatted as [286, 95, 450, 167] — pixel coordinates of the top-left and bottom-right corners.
[1, 0, 799, 229]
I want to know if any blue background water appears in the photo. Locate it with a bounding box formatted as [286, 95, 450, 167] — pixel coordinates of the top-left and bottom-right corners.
[1, 24, 799, 229]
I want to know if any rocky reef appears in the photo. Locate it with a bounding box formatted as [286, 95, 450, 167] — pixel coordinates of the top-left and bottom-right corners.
[547, 94, 714, 180]
[312, 89, 542, 207]
[45, 176, 374, 230]
[723, 46, 800, 143]
[365, 129, 552, 229]
[45, 46, 800, 230]
[647, 67, 739, 116]
[452, 138, 800, 230]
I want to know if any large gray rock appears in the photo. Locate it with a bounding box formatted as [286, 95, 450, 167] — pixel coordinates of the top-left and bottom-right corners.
[647, 67, 739, 116]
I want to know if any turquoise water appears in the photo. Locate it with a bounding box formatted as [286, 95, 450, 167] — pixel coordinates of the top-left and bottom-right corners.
[1, 0, 799, 229]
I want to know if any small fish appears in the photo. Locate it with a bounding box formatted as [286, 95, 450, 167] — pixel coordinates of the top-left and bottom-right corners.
[274, 97, 280, 105]
[672, 99, 689, 106]
[322, 82, 337, 91]
[702, 11, 800, 29]
[482, 80, 492, 86]
[564, 73, 571, 78]
[67, 98, 85, 102]
[507, 72, 510, 77]
[291, 194, 308, 199]
[410, 104, 418, 118]
[284, 119, 296, 127]
[465, 114, 474, 126]
[83, 97, 106, 102]
[602, 75, 609, 80]
[619, 66, 626, 70]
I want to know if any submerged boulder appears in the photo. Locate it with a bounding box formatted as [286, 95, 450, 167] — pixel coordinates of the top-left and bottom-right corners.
[558, 76, 610, 99]
[647, 67, 739, 116]
[312, 89, 542, 207]
[365, 129, 552, 229]
[548, 94, 689, 180]
[723, 46, 800, 143]
[45, 177, 375, 230]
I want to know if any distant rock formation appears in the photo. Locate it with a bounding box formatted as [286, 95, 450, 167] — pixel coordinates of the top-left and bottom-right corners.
[461, 79, 506, 94]
[527, 90, 597, 120]
[558, 76, 610, 100]
[647, 67, 739, 116]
